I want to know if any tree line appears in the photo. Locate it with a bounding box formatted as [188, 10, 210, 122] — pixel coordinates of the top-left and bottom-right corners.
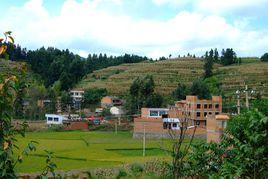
[0, 43, 150, 91]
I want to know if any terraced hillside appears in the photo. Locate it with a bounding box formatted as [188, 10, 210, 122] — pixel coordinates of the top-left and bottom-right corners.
[77, 58, 268, 98]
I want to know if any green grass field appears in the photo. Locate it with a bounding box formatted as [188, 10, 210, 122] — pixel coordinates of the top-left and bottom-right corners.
[15, 131, 194, 173]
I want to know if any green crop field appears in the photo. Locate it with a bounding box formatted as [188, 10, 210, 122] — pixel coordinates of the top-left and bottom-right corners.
[77, 58, 268, 98]
[15, 131, 196, 173]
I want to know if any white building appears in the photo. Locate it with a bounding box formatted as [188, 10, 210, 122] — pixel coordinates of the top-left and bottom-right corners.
[70, 89, 84, 109]
[45, 114, 68, 125]
[163, 118, 180, 130]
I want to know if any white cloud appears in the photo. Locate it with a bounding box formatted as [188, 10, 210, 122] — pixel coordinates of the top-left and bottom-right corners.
[152, 0, 191, 6]
[195, 0, 268, 15]
[0, 0, 267, 59]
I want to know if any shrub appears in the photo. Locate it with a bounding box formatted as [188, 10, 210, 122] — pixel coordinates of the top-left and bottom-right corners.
[130, 163, 144, 176]
[116, 168, 128, 179]
[260, 53, 268, 62]
[47, 124, 65, 132]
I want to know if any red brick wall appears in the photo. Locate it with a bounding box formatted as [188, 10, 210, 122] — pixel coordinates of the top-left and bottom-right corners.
[64, 121, 88, 131]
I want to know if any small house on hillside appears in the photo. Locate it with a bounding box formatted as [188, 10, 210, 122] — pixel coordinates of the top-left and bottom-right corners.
[70, 89, 84, 109]
[101, 96, 123, 108]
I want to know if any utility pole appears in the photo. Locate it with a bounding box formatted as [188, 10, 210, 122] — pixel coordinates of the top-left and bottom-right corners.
[245, 85, 249, 109]
[236, 90, 241, 115]
[115, 118, 118, 135]
[143, 124, 146, 157]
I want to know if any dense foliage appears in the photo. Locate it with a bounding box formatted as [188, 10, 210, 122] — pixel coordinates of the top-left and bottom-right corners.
[203, 49, 214, 78]
[125, 75, 163, 114]
[220, 48, 237, 65]
[184, 101, 268, 178]
[0, 44, 150, 91]
[83, 88, 108, 107]
[172, 83, 189, 100]
[260, 52, 268, 62]
[172, 78, 213, 100]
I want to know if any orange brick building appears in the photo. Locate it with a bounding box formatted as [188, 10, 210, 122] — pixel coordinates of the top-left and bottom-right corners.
[133, 95, 222, 139]
[101, 96, 123, 108]
[169, 96, 222, 127]
[207, 114, 229, 143]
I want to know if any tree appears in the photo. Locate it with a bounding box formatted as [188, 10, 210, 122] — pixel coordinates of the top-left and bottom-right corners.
[221, 110, 268, 178]
[260, 53, 268, 62]
[0, 31, 37, 178]
[185, 108, 268, 178]
[214, 48, 219, 63]
[126, 75, 163, 114]
[203, 49, 214, 78]
[190, 79, 211, 99]
[220, 48, 237, 65]
[83, 88, 107, 107]
[172, 84, 189, 100]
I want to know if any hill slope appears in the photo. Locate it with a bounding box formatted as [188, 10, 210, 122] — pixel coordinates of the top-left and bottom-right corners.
[77, 58, 268, 98]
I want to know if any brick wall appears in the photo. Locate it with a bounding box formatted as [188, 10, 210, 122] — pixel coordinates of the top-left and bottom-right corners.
[133, 117, 206, 139]
[64, 121, 89, 131]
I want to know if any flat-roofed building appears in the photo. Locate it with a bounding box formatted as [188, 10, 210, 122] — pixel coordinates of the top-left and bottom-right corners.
[170, 96, 222, 127]
[207, 114, 230, 143]
[133, 96, 222, 139]
[101, 96, 123, 108]
[70, 89, 84, 109]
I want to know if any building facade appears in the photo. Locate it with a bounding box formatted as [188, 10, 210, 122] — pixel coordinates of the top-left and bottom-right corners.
[70, 89, 84, 109]
[170, 96, 222, 127]
[206, 114, 229, 143]
[101, 96, 123, 108]
[133, 95, 222, 139]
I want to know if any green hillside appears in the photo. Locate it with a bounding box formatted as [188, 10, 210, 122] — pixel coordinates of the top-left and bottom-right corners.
[77, 58, 268, 98]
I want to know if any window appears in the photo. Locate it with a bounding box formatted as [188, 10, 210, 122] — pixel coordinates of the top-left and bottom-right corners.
[215, 104, 219, 109]
[217, 121, 227, 128]
[150, 111, 158, 117]
[54, 117, 59, 122]
[197, 104, 201, 109]
[204, 104, 208, 108]
[196, 121, 200, 126]
[209, 104, 212, 109]
[204, 112, 207, 117]
[75, 92, 79, 96]
[48, 117, 53, 121]
[215, 112, 219, 115]
[159, 111, 167, 116]
[70, 92, 74, 95]
[222, 121, 227, 128]
[197, 112, 200, 117]
[172, 123, 177, 128]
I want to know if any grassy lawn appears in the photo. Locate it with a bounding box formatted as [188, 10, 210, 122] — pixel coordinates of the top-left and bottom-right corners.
[15, 131, 196, 173]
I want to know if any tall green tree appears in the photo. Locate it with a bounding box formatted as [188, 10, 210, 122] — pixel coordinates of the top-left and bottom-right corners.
[203, 49, 214, 78]
[126, 75, 163, 114]
[190, 79, 211, 99]
[220, 48, 237, 65]
[172, 83, 189, 100]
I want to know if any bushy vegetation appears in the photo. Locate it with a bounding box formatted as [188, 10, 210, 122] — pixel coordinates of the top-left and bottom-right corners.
[182, 100, 268, 178]
[260, 52, 268, 62]
[0, 44, 150, 91]
[125, 75, 164, 114]
[83, 88, 107, 107]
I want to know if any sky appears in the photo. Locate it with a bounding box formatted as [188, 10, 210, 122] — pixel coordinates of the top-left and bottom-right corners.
[0, 0, 268, 59]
